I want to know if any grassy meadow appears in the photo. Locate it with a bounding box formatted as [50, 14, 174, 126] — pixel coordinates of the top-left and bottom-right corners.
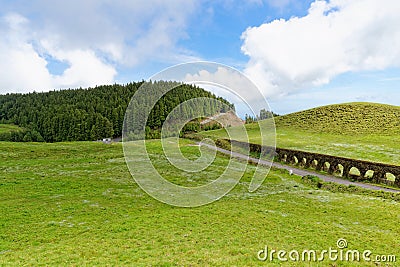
[1, 140, 399, 266]
[0, 124, 23, 134]
[196, 102, 400, 165]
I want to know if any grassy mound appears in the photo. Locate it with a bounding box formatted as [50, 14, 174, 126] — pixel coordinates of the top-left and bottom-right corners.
[0, 124, 24, 134]
[274, 102, 400, 135]
[192, 102, 400, 165]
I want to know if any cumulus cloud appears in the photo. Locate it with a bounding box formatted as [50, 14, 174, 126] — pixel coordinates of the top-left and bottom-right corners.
[185, 67, 255, 94]
[44, 46, 117, 89]
[241, 0, 400, 98]
[0, 13, 53, 92]
[0, 0, 198, 93]
[0, 12, 116, 93]
[25, 0, 198, 65]
[183, 65, 271, 116]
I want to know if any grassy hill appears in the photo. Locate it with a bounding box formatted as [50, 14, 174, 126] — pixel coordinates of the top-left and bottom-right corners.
[275, 102, 400, 135]
[1, 140, 399, 265]
[0, 124, 28, 141]
[194, 102, 400, 165]
[0, 124, 24, 134]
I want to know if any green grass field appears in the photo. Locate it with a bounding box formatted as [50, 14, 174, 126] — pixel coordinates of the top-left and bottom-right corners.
[1, 140, 399, 266]
[196, 102, 400, 165]
[0, 124, 23, 134]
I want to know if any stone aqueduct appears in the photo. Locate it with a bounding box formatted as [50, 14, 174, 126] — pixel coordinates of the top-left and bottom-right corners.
[225, 139, 400, 188]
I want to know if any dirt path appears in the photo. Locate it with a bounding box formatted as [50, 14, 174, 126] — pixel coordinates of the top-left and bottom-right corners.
[200, 113, 226, 125]
[199, 142, 400, 193]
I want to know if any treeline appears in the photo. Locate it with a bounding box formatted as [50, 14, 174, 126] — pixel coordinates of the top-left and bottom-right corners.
[0, 81, 234, 142]
[245, 109, 279, 124]
[0, 128, 43, 142]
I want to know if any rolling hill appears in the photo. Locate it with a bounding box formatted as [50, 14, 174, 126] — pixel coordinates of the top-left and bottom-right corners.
[0, 124, 28, 142]
[0, 124, 23, 134]
[274, 102, 400, 135]
[194, 102, 400, 165]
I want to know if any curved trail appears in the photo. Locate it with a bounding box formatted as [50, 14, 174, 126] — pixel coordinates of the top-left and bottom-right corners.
[199, 142, 400, 193]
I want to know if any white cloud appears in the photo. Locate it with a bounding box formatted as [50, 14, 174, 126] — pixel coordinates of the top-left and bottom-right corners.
[241, 0, 400, 98]
[185, 67, 249, 91]
[0, 13, 116, 93]
[48, 48, 117, 89]
[31, 0, 198, 66]
[184, 66, 260, 101]
[0, 1, 198, 93]
[183, 65, 272, 116]
[0, 13, 53, 92]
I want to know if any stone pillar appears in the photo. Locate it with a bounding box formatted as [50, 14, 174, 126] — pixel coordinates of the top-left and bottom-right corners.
[304, 157, 312, 169]
[327, 163, 335, 175]
[299, 156, 306, 167]
[358, 168, 368, 182]
[316, 161, 324, 171]
[342, 164, 351, 178]
[278, 152, 285, 162]
[290, 155, 297, 165]
[372, 170, 384, 184]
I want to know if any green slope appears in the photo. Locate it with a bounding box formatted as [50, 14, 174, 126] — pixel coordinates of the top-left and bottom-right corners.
[0, 124, 24, 134]
[194, 102, 400, 165]
[274, 102, 400, 135]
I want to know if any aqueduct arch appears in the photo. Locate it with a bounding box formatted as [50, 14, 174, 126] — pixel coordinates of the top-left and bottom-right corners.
[225, 139, 400, 188]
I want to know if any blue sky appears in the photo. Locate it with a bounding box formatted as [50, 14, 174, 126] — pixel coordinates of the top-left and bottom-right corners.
[0, 0, 399, 115]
